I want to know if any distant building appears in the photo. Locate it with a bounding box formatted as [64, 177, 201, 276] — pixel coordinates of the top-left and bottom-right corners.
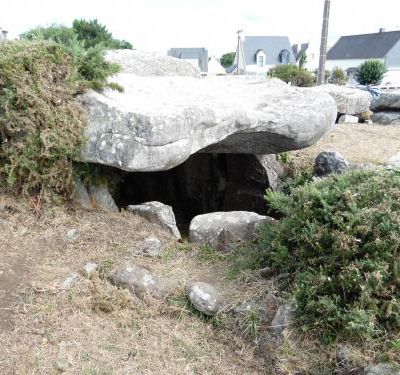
[326, 29, 400, 86]
[292, 39, 320, 70]
[168, 48, 208, 73]
[231, 36, 296, 74]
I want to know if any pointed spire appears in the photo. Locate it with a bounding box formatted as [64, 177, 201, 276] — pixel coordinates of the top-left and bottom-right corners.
[234, 29, 246, 75]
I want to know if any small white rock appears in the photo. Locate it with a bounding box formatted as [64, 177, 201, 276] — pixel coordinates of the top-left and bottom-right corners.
[82, 262, 98, 278]
[60, 272, 79, 290]
[66, 229, 79, 242]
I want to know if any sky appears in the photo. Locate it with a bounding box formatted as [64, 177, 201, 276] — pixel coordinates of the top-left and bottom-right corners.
[1, 0, 400, 57]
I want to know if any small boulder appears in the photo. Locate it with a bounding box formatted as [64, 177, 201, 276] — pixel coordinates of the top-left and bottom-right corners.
[82, 262, 98, 278]
[270, 303, 295, 333]
[127, 201, 181, 239]
[364, 363, 400, 375]
[314, 151, 349, 177]
[108, 262, 171, 299]
[371, 91, 400, 112]
[66, 229, 79, 242]
[137, 237, 165, 257]
[359, 110, 373, 121]
[371, 111, 400, 125]
[185, 281, 224, 316]
[309, 84, 372, 115]
[338, 114, 359, 124]
[89, 185, 119, 213]
[189, 211, 274, 252]
[60, 272, 79, 290]
[74, 178, 90, 209]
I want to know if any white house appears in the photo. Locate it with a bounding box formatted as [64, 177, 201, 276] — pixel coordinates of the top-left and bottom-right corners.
[326, 29, 400, 87]
[292, 39, 320, 71]
[230, 35, 296, 75]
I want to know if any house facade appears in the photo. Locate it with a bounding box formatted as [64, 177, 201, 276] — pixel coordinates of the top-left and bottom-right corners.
[167, 48, 208, 73]
[233, 36, 296, 74]
[326, 29, 400, 86]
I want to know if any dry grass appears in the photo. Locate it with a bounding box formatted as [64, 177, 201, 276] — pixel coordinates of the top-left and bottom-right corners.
[0, 196, 268, 374]
[292, 123, 400, 165]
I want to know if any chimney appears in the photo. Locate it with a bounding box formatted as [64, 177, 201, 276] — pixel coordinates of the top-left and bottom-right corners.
[379, 28, 386, 33]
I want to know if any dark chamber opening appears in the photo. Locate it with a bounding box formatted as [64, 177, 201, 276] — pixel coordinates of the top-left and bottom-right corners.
[115, 153, 270, 229]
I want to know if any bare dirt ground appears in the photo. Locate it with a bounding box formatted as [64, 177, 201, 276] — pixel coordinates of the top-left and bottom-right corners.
[0, 196, 268, 374]
[292, 123, 400, 164]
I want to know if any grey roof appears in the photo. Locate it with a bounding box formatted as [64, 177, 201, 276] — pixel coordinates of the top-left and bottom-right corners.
[168, 47, 208, 72]
[327, 30, 400, 60]
[242, 36, 296, 65]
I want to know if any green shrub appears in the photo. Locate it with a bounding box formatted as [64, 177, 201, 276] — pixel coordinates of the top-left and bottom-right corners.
[356, 60, 387, 85]
[220, 52, 235, 68]
[268, 64, 315, 87]
[72, 19, 132, 50]
[21, 24, 122, 91]
[328, 67, 348, 85]
[0, 41, 86, 198]
[234, 169, 400, 339]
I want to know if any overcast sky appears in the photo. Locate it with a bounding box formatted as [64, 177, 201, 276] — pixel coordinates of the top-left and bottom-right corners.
[1, 0, 400, 56]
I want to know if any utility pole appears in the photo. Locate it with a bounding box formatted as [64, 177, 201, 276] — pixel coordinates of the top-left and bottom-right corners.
[235, 29, 246, 75]
[317, 0, 331, 85]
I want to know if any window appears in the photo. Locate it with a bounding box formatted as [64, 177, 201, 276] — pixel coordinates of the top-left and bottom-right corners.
[280, 49, 290, 64]
[257, 55, 264, 67]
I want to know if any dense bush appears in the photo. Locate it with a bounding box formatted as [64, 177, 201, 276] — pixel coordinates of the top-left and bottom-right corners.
[356, 60, 387, 85]
[0, 41, 86, 198]
[21, 23, 122, 91]
[268, 64, 315, 87]
[234, 169, 400, 340]
[328, 67, 348, 85]
[220, 52, 235, 68]
[72, 19, 133, 50]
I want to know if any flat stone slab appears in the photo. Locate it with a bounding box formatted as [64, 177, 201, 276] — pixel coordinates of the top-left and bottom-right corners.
[189, 211, 274, 251]
[308, 84, 372, 115]
[80, 50, 336, 172]
[127, 201, 181, 239]
[372, 111, 400, 125]
[371, 91, 400, 112]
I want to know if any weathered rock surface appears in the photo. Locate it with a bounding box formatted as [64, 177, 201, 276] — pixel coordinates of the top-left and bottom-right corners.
[270, 303, 296, 333]
[364, 363, 400, 375]
[88, 185, 119, 212]
[256, 154, 286, 192]
[60, 273, 79, 290]
[81, 50, 336, 172]
[127, 201, 181, 239]
[309, 84, 372, 115]
[105, 49, 200, 77]
[109, 262, 171, 299]
[314, 151, 349, 177]
[74, 178, 91, 209]
[137, 237, 165, 257]
[371, 91, 400, 112]
[66, 229, 79, 242]
[82, 262, 98, 278]
[338, 114, 359, 124]
[189, 211, 274, 251]
[185, 281, 224, 316]
[371, 111, 400, 125]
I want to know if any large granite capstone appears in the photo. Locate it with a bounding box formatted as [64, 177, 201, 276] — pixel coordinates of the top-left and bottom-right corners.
[80, 50, 337, 172]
